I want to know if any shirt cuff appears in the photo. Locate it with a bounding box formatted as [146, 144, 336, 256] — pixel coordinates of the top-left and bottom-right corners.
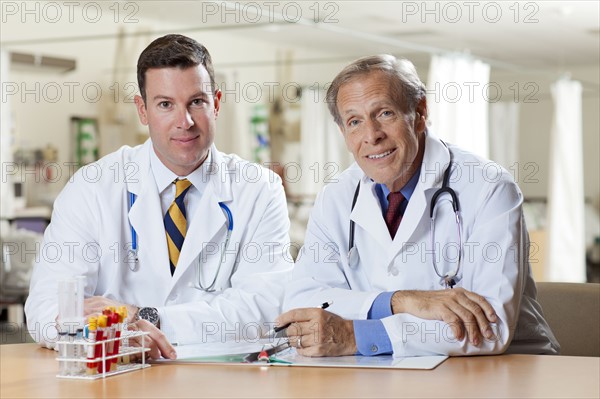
[353, 319, 393, 356]
[367, 292, 394, 319]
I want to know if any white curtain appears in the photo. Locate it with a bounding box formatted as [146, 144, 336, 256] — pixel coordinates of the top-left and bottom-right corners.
[426, 54, 490, 158]
[489, 102, 520, 169]
[1, 50, 15, 221]
[298, 88, 352, 197]
[546, 79, 586, 282]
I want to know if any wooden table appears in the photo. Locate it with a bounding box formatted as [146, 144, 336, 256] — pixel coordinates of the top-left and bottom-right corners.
[1, 344, 598, 398]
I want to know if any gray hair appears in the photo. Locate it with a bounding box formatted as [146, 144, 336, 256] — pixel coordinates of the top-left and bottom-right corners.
[326, 54, 427, 126]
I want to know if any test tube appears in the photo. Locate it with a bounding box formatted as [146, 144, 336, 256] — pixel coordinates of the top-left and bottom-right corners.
[95, 315, 107, 374]
[103, 310, 114, 373]
[75, 276, 86, 326]
[57, 277, 86, 343]
[57, 279, 77, 322]
[67, 330, 76, 375]
[58, 331, 68, 376]
[75, 328, 84, 375]
[110, 312, 120, 371]
[86, 317, 98, 375]
[57, 285, 72, 378]
[118, 306, 129, 364]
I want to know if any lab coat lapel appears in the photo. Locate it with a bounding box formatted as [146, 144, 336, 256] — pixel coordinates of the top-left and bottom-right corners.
[127, 143, 171, 280]
[388, 132, 450, 262]
[388, 186, 426, 259]
[351, 177, 391, 250]
[123, 140, 151, 197]
[171, 188, 227, 284]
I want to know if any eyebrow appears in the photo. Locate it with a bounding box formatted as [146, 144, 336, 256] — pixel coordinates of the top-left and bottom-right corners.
[151, 91, 210, 102]
[341, 100, 393, 116]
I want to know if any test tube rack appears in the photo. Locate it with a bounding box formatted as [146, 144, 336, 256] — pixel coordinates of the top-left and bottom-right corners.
[56, 331, 151, 380]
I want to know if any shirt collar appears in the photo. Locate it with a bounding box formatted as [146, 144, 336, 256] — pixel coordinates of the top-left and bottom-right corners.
[150, 145, 213, 194]
[376, 166, 421, 202]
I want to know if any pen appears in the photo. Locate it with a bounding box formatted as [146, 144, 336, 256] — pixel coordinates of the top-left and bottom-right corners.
[265, 301, 333, 338]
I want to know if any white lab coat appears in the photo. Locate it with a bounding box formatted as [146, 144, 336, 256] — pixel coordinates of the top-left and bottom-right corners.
[25, 140, 293, 346]
[284, 132, 559, 357]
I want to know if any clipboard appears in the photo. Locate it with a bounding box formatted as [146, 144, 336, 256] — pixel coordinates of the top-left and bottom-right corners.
[153, 339, 448, 370]
[151, 339, 291, 364]
[273, 346, 448, 370]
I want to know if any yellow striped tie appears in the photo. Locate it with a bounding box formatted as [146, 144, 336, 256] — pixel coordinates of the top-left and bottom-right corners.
[164, 179, 192, 275]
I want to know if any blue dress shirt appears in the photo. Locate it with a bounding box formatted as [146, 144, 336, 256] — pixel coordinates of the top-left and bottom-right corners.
[353, 169, 421, 356]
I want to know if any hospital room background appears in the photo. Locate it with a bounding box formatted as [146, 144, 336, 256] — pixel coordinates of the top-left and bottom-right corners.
[1, 0, 599, 343]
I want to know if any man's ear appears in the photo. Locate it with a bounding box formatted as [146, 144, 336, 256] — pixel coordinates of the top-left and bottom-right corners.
[415, 97, 428, 133]
[134, 95, 148, 125]
[213, 90, 222, 118]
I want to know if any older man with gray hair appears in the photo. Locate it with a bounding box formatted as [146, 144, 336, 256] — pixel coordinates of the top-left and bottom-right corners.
[277, 55, 558, 358]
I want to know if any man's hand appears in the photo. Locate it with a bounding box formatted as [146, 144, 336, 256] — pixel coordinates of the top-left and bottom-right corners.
[84, 296, 138, 322]
[276, 309, 357, 357]
[391, 288, 497, 345]
[128, 320, 177, 360]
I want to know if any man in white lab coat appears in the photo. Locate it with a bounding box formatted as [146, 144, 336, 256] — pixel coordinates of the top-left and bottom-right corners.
[25, 34, 292, 358]
[278, 55, 559, 357]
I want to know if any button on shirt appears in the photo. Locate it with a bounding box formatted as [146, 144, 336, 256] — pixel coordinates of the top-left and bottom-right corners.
[353, 169, 421, 356]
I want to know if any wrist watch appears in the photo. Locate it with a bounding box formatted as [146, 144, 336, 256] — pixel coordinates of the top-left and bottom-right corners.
[137, 307, 159, 327]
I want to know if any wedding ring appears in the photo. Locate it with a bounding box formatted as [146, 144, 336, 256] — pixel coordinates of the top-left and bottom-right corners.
[297, 337, 302, 349]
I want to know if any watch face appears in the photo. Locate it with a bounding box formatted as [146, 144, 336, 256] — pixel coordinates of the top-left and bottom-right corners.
[139, 307, 159, 325]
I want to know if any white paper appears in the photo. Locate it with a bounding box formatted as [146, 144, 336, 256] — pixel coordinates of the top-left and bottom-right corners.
[158, 339, 448, 370]
[154, 338, 286, 362]
[275, 347, 448, 370]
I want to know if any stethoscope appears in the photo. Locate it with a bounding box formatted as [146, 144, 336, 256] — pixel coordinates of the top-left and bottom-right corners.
[127, 192, 234, 292]
[347, 145, 462, 289]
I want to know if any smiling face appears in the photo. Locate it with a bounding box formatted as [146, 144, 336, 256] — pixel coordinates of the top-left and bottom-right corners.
[134, 65, 221, 176]
[336, 71, 427, 192]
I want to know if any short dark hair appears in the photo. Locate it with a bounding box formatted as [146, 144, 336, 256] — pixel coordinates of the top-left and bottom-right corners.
[137, 34, 216, 102]
[326, 54, 427, 126]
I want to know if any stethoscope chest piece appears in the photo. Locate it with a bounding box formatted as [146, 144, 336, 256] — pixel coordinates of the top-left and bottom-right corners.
[441, 274, 461, 289]
[348, 247, 359, 269]
[127, 249, 139, 272]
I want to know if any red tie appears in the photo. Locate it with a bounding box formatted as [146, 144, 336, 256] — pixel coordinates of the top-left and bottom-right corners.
[385, 192, 405, 239]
